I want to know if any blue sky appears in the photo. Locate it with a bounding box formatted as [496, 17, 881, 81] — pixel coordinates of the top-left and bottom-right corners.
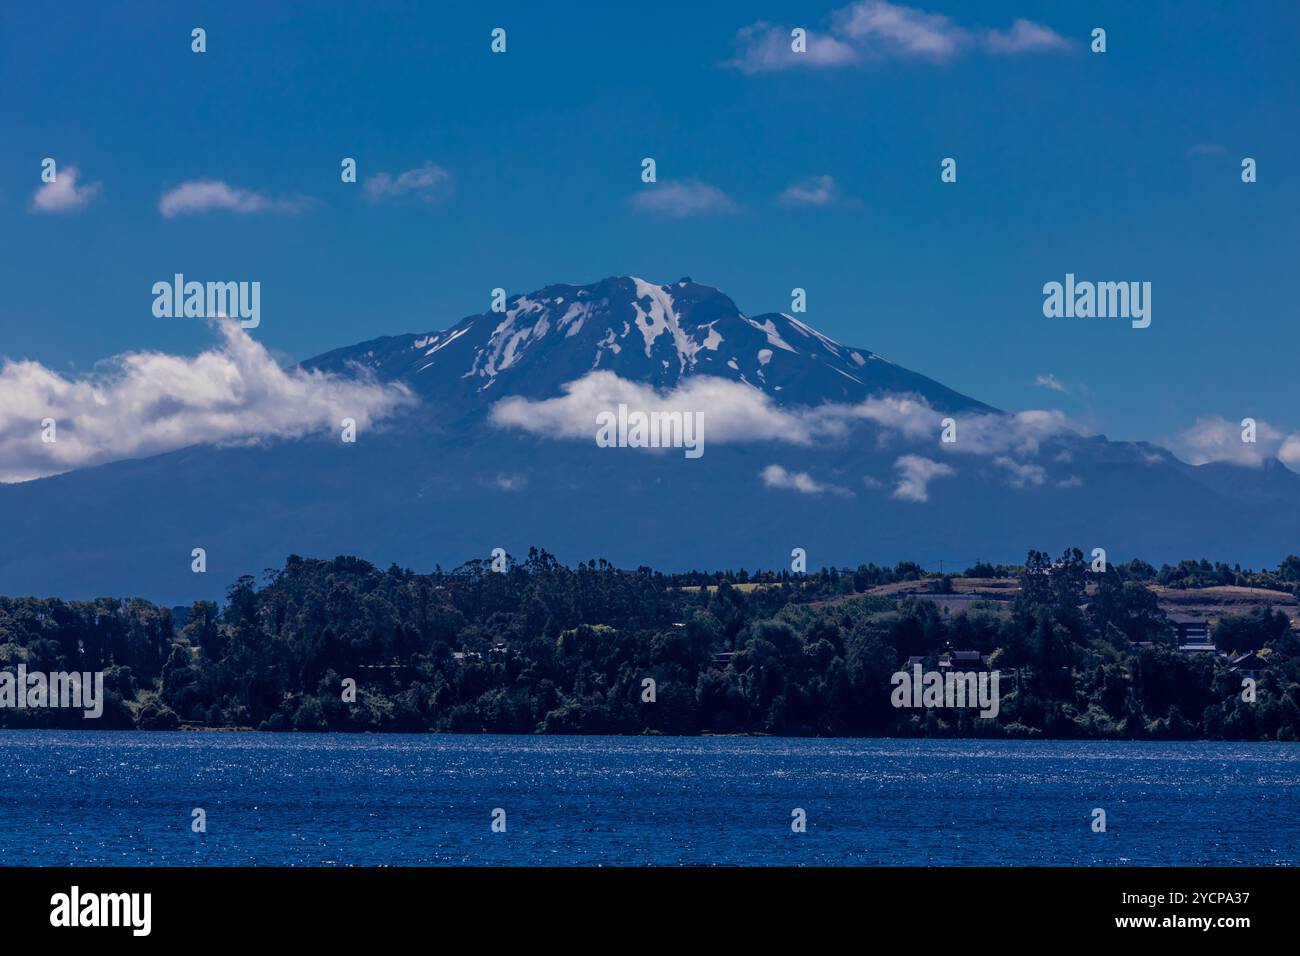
[2, 0, 1297, 451]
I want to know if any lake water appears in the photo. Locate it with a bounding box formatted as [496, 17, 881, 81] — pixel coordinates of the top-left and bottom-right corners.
[1, 731, 1296, 866]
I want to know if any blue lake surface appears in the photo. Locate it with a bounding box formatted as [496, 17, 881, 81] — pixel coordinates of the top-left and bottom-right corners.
[1, 731, 1296, 866]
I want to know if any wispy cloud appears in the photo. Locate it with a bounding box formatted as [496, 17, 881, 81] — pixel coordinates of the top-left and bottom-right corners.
[630, 180, 739, 218]
[493, 473, 528, 492]
[362, 162, 453, 204]
[1168, 415, 1300, 470]
[981, 19, 1071, 54]
[159, 180, 311, 218]
[833, 0, 966, 59]
[892, 454, 954, 502]
[727, 22, 858, 74]
[993, 456, 1046, 487]
[729, 1, 1070, 73]
[779, 174, 845, 207]
[1034, 373, 1068, 393]
[761, 464, 850, 496]
[30, 165, 101, 214]
[0, 321, 414, 482]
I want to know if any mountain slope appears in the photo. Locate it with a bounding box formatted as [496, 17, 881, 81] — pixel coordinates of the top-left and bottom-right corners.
[304, 276, 993, 415]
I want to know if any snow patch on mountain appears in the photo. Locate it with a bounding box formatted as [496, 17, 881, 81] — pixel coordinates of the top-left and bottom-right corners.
[425, 324, 471, 356]
[783, 312, 844, 356]
[744, 317, 797, 353]
[629, 276, 718, 372]
[561, 301, 591, 337]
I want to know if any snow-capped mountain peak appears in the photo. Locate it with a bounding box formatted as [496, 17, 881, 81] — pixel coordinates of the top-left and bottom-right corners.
[304, 275, 991, 413]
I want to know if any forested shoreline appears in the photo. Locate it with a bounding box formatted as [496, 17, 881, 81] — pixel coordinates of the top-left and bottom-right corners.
[1, 548, 1298, 739]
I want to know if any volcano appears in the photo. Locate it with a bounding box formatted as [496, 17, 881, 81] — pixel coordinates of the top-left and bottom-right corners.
[2, 275, 1297, 603]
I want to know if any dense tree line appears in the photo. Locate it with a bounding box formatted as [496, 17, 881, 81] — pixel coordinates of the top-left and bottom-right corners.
[2, 547, 1298, 739]
[1150, 555, 1300, 591]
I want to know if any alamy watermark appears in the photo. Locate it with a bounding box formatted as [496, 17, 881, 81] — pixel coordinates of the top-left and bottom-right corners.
[890, 664, 1000, 719]
[1042, 273, 1150, 329]
[595, 404, 704, 459]
[152, 273, 260, 328]
[0, 666, 104, 718]
[50, 886, 151, 936]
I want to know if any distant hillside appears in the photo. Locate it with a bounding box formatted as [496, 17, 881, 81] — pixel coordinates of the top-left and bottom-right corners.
[2, 547, 1298, 740]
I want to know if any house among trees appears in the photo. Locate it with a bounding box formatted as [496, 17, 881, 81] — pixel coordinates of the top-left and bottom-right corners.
[1168, 613, 1216, 653]
[1230, 651, 1266, 681]
[932, 651, 991, 671]
[950, 650, 990, 671]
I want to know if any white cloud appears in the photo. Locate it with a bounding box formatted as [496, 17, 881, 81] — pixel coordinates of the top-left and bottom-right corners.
[892, 454, 953, 502]
[362, 162, 453, 204]
[779, 174, 842, 207]
[1034, 373, 1068, 393]
[0, 321, 414, 482]
[947, 408, 1078, 457]
[982, 18, 1071, 54]
[491, 373, 958, 448]
[629, 181, 738, 219]
[727, 22, 858, 74]
[993, 456, 1046, 487]
[159, 180, 311, 218]
[760, 464, 850, 496]
[828, 394, 947, 443]
[730, 1, 1069, 73]
[489, 370, 1080, 468]
[1281, 437, 1300, 470]
[1168, 415, 1300, 470]
[30, 165, 101, 214]
[492, 371, 803, 443]
[833, 0, 967, 59]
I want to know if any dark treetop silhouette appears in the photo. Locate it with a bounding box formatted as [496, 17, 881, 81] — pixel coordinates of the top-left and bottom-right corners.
[2, 547, 1297, 740]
